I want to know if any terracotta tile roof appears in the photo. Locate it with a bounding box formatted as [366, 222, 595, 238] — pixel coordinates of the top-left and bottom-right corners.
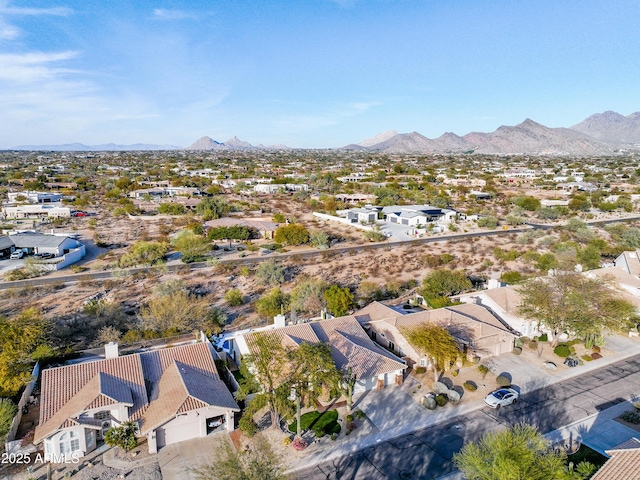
[592, 438, 640, 480]
[35, 355, 147, 444]
[244, 316, 405, 381]
[138, 361, 239, 436]
[482, 286, 522, 315]
[35, 342, 238, 444]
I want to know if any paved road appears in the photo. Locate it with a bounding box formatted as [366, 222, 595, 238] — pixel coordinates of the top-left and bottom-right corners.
[293, 355, 640, 480]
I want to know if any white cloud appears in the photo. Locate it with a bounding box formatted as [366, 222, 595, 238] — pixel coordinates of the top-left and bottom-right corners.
[0, 6, 72, 16]
[153, 9, 194, 21]
[0, 50, 80, 83]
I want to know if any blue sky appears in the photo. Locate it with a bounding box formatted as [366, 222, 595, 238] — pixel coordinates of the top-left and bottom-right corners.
[1, 0, 639, 148]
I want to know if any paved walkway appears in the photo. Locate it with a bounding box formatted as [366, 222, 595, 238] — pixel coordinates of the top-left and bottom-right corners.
[286, 333, 640, 475]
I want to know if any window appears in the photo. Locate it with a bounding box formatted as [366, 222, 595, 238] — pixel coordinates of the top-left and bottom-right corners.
[420, 358, 426, 367]
[388, 341, 395, 351]
[371, 331, 376, 341]
[94, 411, 110, 420]
[59, 431, 80, 455]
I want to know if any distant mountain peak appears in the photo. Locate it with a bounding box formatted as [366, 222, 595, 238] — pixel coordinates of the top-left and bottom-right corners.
[357, 130, 398, 147]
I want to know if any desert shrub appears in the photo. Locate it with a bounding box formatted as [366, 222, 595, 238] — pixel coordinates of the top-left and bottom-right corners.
[432, 381, 449, 395]
[415, 366, 427, 374]
[238, 415, 258, 437]
[423, 395, 437, 410]
[353, 410, 366, 420]
[315, 430, 325, 438]
[463, 381, 477, 391]
[592, 345, 601, 353]
[435, 394, 448, 407]
[519, 336, 531, 344]
[528, 340, 538, 350]
[512, 347, 522, 355]
[331, 433, 337, 440]
[478, 365, 490, 379]
[621, 410, 640, 424]
[346, 420, 357, 431]
[567, 338, 583, 346]
[554, 344, 572, 357]
[538, 333, 548, 342]
[591, 352, 602, 360]
[346, 414, 354, 422]
[581, 355, 593, 362]
[447, 390, 461, 404]
[282, 436, 292, 446]
[496, 375, 511, 387]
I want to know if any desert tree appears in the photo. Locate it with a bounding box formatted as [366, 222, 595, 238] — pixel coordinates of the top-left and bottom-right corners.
[194, 435, 288, 480]
[518, 272, 635, 346]
[255, 259, 286, 286]
[402, 324, 461, 381]
[324, 284, 354, 317]
[453, 423, 594, 480]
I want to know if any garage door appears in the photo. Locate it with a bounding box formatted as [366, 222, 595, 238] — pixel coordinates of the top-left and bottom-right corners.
[157, 417, 201, 448]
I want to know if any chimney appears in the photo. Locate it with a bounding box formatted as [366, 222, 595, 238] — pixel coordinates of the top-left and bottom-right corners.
[273, 314, 286, 328]
[105, 342, 119, 359]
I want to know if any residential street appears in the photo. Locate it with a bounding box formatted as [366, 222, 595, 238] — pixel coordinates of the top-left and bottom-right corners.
[292, 354, 640, 480]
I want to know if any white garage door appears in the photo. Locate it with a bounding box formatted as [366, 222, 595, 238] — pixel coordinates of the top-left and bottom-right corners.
[157, 417, 201, 448]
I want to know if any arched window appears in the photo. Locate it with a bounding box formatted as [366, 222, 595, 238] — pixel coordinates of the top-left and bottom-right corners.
[59, 431, 79, 454]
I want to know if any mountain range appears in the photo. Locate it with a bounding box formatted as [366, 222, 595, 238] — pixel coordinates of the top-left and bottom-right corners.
[9, 110, 640, 155]
[11, 142, 183, 152]
[345, 111, 640, 155]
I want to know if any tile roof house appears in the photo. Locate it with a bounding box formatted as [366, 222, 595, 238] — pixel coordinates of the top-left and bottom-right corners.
[354, 301, 517, 369]
[34, 342, 239, 460]
[591, 437, 640, 480]
[233, 316, 407, 393]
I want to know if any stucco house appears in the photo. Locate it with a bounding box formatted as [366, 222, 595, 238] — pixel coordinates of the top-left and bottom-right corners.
[34, 342, 239, 460]
[353, 301, 517, 369]
[224, 316, 406, 393]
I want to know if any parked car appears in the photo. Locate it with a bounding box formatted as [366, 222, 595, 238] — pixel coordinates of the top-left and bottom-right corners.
[34, 252, 55, 259]
[484, 388, 519, 409]
[72, 211, 88, 217]
[9, 251, 24, 259]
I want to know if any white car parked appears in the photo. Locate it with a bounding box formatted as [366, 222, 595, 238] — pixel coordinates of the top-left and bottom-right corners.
[9, 251, 24, 259]
[484, 387, 519, 409]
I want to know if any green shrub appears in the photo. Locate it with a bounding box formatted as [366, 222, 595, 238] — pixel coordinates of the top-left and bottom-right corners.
[435, 394, 448, 407]
[496, 375, 511, 387]
[512, 347, 522, 355]
[538, 333, 548, 342]
[591, 352, 602, 360]
[463, 381, 477, 391]
[415, 366, 427, 374]
[554, 344, 572, 357]
[478, 365, 490, 379]
[581, 355, 593, 362]
[315, 430, 325, 438]
[239, 415, 258, 437]
[331, 433, 337, 441]
[346, 414, 353, 422]
[353, 410, 366, 420]
[568, 338, 582, 346]
[621, 410, 640, 424]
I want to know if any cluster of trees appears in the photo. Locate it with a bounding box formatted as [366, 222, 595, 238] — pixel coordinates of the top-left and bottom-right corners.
[237, 332, 355, 441]
[518, 271, 635, 346]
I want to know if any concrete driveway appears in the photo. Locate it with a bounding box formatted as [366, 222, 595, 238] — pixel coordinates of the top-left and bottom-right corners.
[354, 385, 428, 432]
[158, 434, 228, 480]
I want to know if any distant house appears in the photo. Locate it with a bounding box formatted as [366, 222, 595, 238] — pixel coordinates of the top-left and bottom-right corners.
[335, 193, 377, 204]
[2, 204, 71, 219]
[6, 191, 63, 204]
[381, 205, 456, 226]
[353, 301, 516, 369]
[128, 187, 201, 199]
[346, 207, 378, 224]
[556, 181, 598, 193]
[34, 342, 239, 459]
